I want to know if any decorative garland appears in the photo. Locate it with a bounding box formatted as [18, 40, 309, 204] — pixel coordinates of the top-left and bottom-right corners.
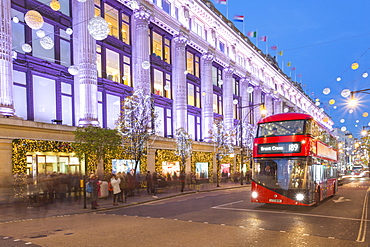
[191, 151, 214, 181]
[155, 149, 181, 174]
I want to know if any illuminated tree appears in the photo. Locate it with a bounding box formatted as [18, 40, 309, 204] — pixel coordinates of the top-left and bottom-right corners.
[209, 117, 234, 187]
[73, 126, 121, 174]
[116, 89, 157, 175]
[175, 128, 193, 173]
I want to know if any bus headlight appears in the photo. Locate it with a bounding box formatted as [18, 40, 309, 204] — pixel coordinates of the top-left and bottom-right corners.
[252, 191, 258, 199]
[296, 193, 304, 201]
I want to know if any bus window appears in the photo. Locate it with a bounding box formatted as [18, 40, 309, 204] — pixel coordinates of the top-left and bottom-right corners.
[257, 120, 305, 137]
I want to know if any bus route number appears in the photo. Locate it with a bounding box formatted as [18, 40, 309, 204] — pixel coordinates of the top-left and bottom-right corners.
[288, 143, 300, 152]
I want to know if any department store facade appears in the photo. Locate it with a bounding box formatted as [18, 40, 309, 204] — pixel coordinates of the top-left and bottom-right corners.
[0, 0, 333, 185]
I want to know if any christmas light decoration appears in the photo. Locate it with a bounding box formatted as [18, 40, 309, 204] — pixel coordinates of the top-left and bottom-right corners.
[340, 119, 345, 123]
[36, 29, 45, 38]
[329, 99, 335, 105]
[351, 62, 359, 70]
[336, 77, 341, 82]
[247, 86, 254, 93]
[363, 72, 368, 78]
[22, 44, 32, 53]
[323, 88, 330, 95]
[68, 65, 79, 75]
[40, 36, 54, 50]
[24, 10, 44, 30]
[88, 16, 109, 40]
[341, 89, 351, 98]
[341, 126, 347, 131]
[363, 112, 369, 117]
[66, 28, 73, 35]
[50, 0, 61, 11]
[142, 61, 150, 69]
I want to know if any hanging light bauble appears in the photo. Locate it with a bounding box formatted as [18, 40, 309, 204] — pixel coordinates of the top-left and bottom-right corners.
[184, 70, 189, 75]
[323, 88, 330, 95]
[341, 89, 351, 98]
[329, 99, 335, 105]
[36, 29, 45, 38]
[40, 36, 54, 50]
[363, 72, 368, 78]
[341, 126, 347, 132]
[363, 112, 369, 117]
[164, 84, 170, 91]
[333, 106, 337, 109]
[247, 86, 254, 93]
[24, 10, 44, 30]
[349, 109, 354, 113]
[340, 119, 345, 123]
[315, 101, 320, 106]
[21, 44, 32, 53]
[50, 0, 61, 11]
[142, 61, 150, 70]
[356, 120, 360, 123]
[66, 28, 73, 35]
[284, 107, 289, 113]
[232, 99, 239, 105]
[68, 65, 79, 75]
[351, 62, 359, 70]
[12, 16, 19, 23]
[87, 16, 109, 40]
[218, 80, 224, 86]
[336, 76, 341, 82]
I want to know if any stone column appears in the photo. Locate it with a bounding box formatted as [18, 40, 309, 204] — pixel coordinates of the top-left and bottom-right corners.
[132, 6, 151, 94]
[0, 0, 15, 116]
[222, 66, 234, 130]
[201, 51, 214, 141]
[240, 77, 250, 120]
[253, 87, 262, 123]
[73, 0, 99, 126]
[172, 31, 188, 131]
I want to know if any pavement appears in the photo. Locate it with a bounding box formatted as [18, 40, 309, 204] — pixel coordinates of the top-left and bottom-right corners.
[0, 181, 251, 223]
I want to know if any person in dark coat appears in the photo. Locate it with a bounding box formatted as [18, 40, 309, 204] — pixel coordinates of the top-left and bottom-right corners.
[146, 171, 152, 194]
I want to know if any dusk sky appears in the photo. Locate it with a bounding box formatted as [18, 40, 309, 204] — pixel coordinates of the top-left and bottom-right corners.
[213, 0, 370, 137]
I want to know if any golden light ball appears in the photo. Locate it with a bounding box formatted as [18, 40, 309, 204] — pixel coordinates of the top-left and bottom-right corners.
[24, 10, 44, 30]
[50, 0, 61, 11]
[363, 112, 369, 117]
[329, 99, 335, 105]
[351, 62, 359, 70]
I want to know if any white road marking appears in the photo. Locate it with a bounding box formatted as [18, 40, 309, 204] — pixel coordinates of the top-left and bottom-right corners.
[212, 201, 366, 221]
[356, 187, 369, 242]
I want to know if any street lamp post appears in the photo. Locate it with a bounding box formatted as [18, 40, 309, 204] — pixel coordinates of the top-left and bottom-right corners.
[236, 100, 267, 185]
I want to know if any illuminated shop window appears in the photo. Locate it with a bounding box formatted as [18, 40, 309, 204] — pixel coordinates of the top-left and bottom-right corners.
[152, 32, 163, 59]
[106, 49, 120, 83]
[121, 13, 130, 45]
[105, 4, 119, 39]
[154, 69, 164, 96]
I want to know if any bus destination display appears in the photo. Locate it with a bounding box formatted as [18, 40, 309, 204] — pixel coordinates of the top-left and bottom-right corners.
[257, 142, 301, 154]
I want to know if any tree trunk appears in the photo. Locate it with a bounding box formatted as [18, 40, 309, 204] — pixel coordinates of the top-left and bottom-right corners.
[97, 158, 104, 179]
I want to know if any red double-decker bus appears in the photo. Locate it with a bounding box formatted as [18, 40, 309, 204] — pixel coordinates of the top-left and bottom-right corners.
[251, 113, 338, 206]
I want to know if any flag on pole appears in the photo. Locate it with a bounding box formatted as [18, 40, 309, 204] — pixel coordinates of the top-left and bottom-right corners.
[278, 50, 284, 56]
[297, 74, 302, 77]
[270, 45, 278, 50]
[259, 36, 267, 42]
[216, 0, 227, 5]
[233, 15, 244, 22]
[287, 61, 291, 67]
[247, 31, 257, 37]
[291, 67, 296, 71]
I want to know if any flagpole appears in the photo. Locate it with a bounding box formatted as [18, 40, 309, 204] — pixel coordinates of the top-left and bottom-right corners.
[265, 38, 268, 55]
[256, 29, 258, 47]
[243, 20, 245, 35]
[226, 0, 229, 19]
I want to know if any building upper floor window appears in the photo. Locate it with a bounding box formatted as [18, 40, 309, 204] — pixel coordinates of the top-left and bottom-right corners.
[163, 0, 171, 14]
[151, 31, 171, 64]
[212, 66, 222, 87]
[153, 69, 172, 99]
[94, 0, 131, 45]
[186, 51, 200, 77]
[219, 41, 225, 53]
[96, 44, 132, 86]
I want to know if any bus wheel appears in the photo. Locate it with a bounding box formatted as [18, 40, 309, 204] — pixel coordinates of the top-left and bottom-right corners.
[315, 188, 321, 206]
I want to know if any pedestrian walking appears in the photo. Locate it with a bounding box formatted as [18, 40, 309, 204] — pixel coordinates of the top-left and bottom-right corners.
[88, 174, 99, 209]
[110, 174, 121, 206]
[146, 171, 152, 194]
